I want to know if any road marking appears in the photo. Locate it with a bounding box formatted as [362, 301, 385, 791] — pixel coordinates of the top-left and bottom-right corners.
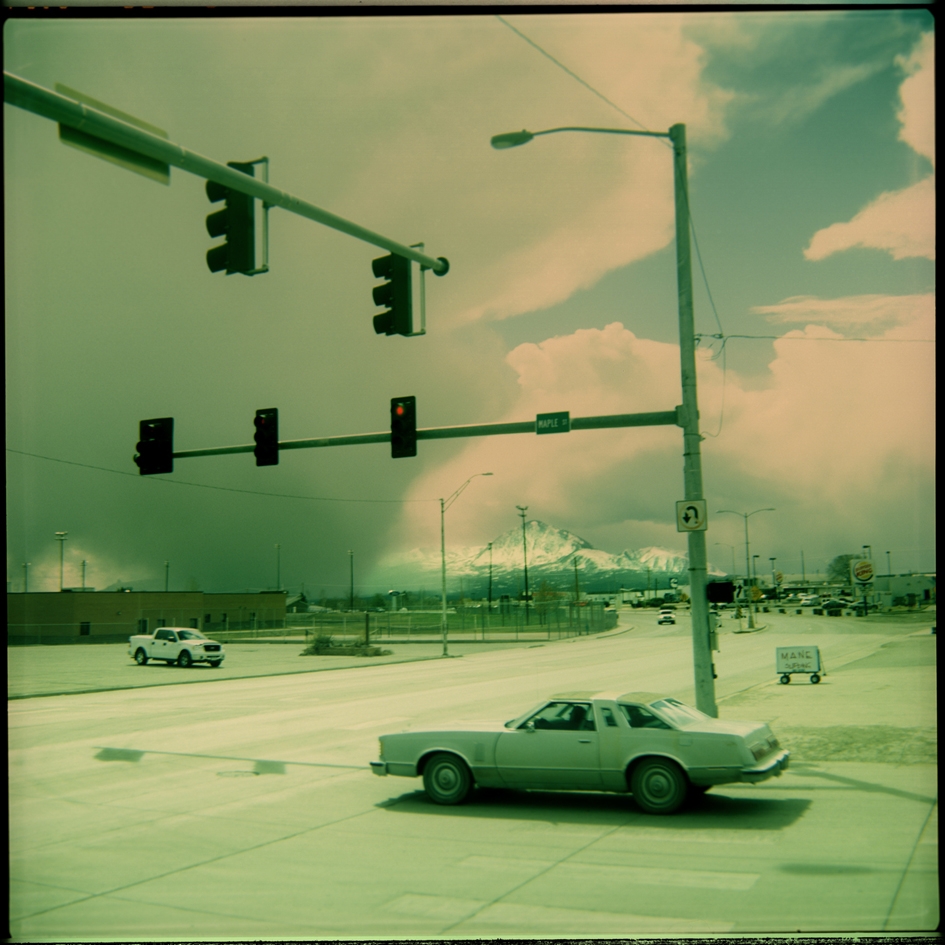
[609, 826, 777, 844]
[458, 854, 556, 872]
[565, 861, 760, 890]
[344, 716, 410, 730]
[387, 893, 485, 921]
[461, 901, 734, 933]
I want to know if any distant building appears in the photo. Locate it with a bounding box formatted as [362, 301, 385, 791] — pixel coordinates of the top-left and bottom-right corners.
[6, 591, 287, 645]
[871, 573, 935, 611]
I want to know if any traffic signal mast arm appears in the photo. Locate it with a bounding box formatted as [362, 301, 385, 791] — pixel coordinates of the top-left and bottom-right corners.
[3, 71, 448, 275]
[167, 407, 682, 462]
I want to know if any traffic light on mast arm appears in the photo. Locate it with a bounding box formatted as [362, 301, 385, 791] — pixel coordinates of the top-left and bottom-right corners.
[390, 396, 417, 458]
[372, 253, 412, 335]
[254, 408, 279, 466]
[206, 162, 255, 274]
[134, 417, 174, 475]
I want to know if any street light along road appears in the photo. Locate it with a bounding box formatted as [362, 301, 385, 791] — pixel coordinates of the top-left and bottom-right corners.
[440, 473, 493, 657]
[491, 122, 716, 716]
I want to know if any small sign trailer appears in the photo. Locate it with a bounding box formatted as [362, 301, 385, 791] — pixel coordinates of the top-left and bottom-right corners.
[776, 645, 825, 684]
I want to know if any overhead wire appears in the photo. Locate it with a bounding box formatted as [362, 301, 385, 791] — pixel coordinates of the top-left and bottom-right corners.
[4, 448, 437, 504]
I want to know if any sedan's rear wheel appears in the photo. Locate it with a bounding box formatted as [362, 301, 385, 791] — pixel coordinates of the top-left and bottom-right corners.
[631, 758, 687, 814]
[177, 650, 193, 668]
[422, 753, 472, 805]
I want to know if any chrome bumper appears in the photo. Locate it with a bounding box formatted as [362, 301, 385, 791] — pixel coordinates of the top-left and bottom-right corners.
[740, 749, 790, 783]
[370, 761, 387, 776]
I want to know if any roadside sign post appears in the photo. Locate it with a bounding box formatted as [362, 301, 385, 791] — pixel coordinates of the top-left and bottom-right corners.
[851, 558, 875, 617]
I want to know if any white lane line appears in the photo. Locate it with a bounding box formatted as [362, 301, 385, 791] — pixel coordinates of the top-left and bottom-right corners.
[343, 717, 410, 730]
[565, 860, 760, 891]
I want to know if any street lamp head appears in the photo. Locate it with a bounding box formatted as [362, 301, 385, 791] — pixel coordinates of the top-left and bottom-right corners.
[491, 130, 534, 150]
[481, 472, 494, 477]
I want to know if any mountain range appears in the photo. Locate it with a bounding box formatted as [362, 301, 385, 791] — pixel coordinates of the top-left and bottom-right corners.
[371, 520, 725, 595]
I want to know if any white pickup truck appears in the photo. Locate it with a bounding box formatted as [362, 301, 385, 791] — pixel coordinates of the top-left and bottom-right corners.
[129, 627, 225, 667]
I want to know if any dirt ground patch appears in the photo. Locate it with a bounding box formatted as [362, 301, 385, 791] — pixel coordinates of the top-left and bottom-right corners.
[777, 724, 937, 764]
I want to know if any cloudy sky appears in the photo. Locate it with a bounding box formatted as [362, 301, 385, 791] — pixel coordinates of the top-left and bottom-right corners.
[5, 11, 935, 597]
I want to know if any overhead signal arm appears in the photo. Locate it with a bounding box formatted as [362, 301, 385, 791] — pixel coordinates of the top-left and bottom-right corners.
[3, 72, 449, 281]
[152, 405, 683, 469]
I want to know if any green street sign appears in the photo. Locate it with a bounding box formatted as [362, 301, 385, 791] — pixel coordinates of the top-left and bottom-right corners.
[536, 411, 570, 434]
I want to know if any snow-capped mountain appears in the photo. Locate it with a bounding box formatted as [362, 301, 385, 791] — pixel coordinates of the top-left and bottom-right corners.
[371, 520, 720, 593]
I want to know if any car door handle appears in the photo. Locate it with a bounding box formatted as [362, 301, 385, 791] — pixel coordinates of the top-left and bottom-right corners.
[578, 739, 592, 743]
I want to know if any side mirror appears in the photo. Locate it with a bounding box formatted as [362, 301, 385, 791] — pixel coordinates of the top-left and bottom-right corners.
[524, 721, 536, 733]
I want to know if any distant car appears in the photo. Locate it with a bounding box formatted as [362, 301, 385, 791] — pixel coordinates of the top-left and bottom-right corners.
[371, 691, 789, 814]
[129, 627, 225, 667]
[821, 599, 850, 611]
[799, 596, 822, 607]
[657, 611, 676, 625]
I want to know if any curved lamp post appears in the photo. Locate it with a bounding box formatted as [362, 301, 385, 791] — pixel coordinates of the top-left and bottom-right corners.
[441, 473, 493, 656]
[717, 508, 774, 629]
[492, 122, 716, 715]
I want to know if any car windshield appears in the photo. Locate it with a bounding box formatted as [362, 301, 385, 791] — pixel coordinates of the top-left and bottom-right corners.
[177, 630, 208, 640]
[648, 697, 712, 728]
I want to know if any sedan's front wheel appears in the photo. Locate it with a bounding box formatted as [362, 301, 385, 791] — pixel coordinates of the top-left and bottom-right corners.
[631, 758, 687, 814]
[422, 753, 472, 805]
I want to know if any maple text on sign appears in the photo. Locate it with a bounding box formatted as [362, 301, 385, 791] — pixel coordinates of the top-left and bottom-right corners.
[536, 412, 570, 434]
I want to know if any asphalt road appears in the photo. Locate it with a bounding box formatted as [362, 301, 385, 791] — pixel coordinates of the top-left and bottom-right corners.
[8, 609, 938, 939]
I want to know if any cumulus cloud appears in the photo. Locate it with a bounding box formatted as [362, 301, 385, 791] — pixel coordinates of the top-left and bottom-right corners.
[392, 303, 934, 566]
[896, 30, 935, 166]
[752, 292, 933, 332]
[804, 32, 935, 262]
[804, 177, 935, 261]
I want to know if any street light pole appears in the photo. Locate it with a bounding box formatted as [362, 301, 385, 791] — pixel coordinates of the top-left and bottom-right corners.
[517, 505, 530, 626]
[348, 550, 354, 612]
[770, 557, 777, 600]
[440, 473, 493, 657]
[717, 508, 775, 630]
[55, 532, 67, 591]
[487, 542, 493, 612]
[491, 121, 716, 715]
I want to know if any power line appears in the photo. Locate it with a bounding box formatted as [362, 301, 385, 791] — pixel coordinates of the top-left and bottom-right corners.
[496, 16, 662, 139]
[5, 449, 436, 504]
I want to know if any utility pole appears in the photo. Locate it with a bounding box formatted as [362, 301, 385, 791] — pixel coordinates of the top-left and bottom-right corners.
[516, 506, 530, 625]
[669, 123, 715, 715]
[23, 562, 30, 593]
[487, 542, 493, 612]
[276, 544, 281, 591]
[348, 551, 354, 612]
[82, 560, 88, 591]
[164, 560, 169, 592]
[55, 532, 67, 591]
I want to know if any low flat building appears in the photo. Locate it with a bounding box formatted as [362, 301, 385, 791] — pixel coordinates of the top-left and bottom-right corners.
[6, 591, 287, 645]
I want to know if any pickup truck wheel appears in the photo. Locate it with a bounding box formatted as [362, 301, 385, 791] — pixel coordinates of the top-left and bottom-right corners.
[422, 753, 472, 805]
[208, 660, 222, 668]
[631, 758, 687, 814]
[134, 649, 148, 666]
[177, 650, 193, 668]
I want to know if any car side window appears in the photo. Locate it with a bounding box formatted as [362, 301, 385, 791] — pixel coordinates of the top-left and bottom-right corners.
[155, 630, 169, 641]
[620, 704, 672, 730]
[523, 702, 596, 732]
[601, 707, 619, 727]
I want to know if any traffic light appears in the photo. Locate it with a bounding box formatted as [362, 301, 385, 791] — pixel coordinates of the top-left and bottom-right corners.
[253, 408, 279, 466]
[372, 253, 412, 335]
[206, 162, 255, 274]
[390, 396, 417, 458]
[134, 417, 173, 475]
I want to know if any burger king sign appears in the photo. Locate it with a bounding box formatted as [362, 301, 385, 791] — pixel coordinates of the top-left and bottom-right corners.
[852, 558, 874, 583]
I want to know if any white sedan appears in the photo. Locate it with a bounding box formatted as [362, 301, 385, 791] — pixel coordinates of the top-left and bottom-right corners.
[371, 691, 788, 814]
